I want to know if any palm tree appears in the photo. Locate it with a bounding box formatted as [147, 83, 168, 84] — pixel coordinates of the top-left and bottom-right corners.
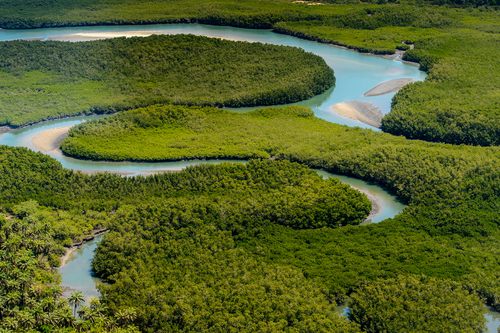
[68, 291, 85, 317]
[89, 297, 101, 310]
[77, 305, 92, 321]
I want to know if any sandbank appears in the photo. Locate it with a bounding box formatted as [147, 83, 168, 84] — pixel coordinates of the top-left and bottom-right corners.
[31, 125, 73, 153]
[59, 229, 108, 269]
[331, 101, 383, 128]
[0, 125, 12, 138]
[48, 32, 252, 43]
[293, 1, 325, 4]
[353, 186, 382, 224]
[141, 168, 184, 175]
[74, 170, 136, 176]
[364, 78, 414, 97]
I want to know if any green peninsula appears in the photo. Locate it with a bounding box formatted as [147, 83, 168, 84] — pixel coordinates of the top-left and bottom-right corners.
[0, 34, 333, 127]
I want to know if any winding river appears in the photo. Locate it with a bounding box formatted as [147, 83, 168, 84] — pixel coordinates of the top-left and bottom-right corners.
[2, 23, 493, 331]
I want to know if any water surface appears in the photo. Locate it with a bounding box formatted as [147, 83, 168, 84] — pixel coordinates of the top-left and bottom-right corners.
[0, 23, 426, 129]
[59, 236, 106, 304]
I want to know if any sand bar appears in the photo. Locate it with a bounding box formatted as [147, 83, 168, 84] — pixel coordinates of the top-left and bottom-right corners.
[32, 125, 73, 153]
[352, 186, 382, 224]
[74, 170, 136, 176]
[0, 125, 12, 138]
[331, 101, 383, 128]
[141, 168, 184, 175]
[364, 78, 414, 97]
[49, 32, 252, 43]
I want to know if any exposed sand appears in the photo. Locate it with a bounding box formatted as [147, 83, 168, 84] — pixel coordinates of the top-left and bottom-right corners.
[141, 168, 184, 175]
[31, 125, 73, 153]
[293, 1, 324, 4]
[331, 101, 383, 128]
[49, 32, 253, 43]
[364, 78, 414, 97]
[352, 186, 382, 224]
[74, 170, 136, 176]
[59, 229, 109, 268]
[0, 125, 12, 138]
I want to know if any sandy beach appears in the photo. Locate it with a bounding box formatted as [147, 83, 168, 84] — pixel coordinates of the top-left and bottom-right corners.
[59, 229, 109, 269]
[351, 186, 382, 224]
[331, 101, 383, 128]
[364, 78, 414, 97]
[74, 170, 136, 176]
[141, 168, 184, 175]
[48, 32, 252, 43]
[31, 125, 73, 153]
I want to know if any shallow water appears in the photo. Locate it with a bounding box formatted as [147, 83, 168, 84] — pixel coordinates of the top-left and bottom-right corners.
[317, 170, 405, 223]
[0, 23, 426, 129]
[0, 24, 417, 306]
[335, 304, 500, 332]
[59, 236, 107, 304]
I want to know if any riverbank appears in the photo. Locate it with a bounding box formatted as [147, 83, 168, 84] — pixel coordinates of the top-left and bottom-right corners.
[59, 228, 109, 269]
[355, 186, 382, 223]
[48, 32, 253, 43]
[32, 125, 73, 153]
[364, 78, 415, 97]
[331, 101, 382, 128]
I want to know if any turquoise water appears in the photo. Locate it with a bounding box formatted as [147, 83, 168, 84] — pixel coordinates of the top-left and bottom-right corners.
[336, 304, 500, 333]
[0, 23, 425, 319]
[317, 170, 405, 223]
[0, 24, 426, 129]
[59, 236, 106, 304]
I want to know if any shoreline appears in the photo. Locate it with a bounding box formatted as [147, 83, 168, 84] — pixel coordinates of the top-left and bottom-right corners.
[364, 78, 414, 97]
[47, 32, 254, 43]
[355, 186, 383, 224]
[59, 229, 109, 269]
[331, 101, 382, 128]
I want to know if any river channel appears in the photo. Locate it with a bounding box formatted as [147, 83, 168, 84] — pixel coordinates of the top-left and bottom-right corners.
[3, 23, 491, 330]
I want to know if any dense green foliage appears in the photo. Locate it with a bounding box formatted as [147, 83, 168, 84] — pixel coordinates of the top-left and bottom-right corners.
[3, 0, 500, 330]
[0, 34, 333, 126]
[382, 31, 500, 146]
[0, 213, 73, 332]
[348, 275, 486, 332]
[0, 0, 498, 30]
[62, 105, 322, 161]
[0, 148, 371, 331]
[93, 208, 360, 333]
[61, 105, 500, 307]
[265, 5, 500, 146]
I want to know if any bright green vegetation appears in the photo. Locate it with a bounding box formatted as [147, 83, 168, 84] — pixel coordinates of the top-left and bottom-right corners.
[2, 2, 500, 144]
[269, 5, 500, 146]
[0, 205, 140, 332]
[63, 105, 500, 307]
[382, 31, 500, 145]
[348, 275, 486, 333]
[61, 105, 327, 161]
[0, 0, 497, 30]
[92, 208, 360, 332]
[0, 148, 371, 332]
[0, 34, 333, 126]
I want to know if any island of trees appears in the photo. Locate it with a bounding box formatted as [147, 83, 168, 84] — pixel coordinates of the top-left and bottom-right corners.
[0, 34, 333, 127]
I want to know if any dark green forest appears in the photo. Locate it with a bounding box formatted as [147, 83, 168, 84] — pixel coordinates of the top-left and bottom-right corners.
[0, 152, 371, 332]
[2, 0, 500, 332]
[0, 34, 333, 127]
[61, 105, 500, 305]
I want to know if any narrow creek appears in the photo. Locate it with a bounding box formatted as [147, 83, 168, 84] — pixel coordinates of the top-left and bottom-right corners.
[334, 303, 500, 333]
